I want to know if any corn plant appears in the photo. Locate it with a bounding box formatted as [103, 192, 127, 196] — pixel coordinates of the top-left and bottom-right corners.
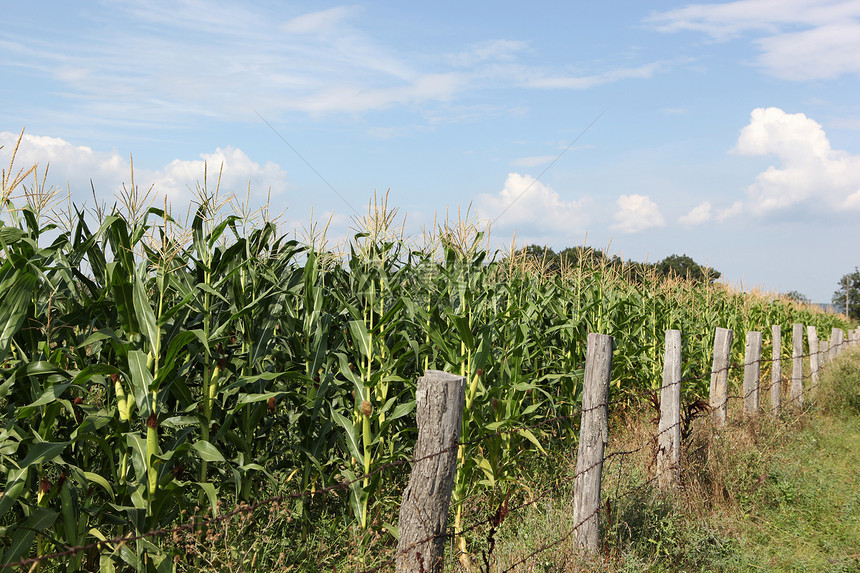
[0, 145, 853, 570]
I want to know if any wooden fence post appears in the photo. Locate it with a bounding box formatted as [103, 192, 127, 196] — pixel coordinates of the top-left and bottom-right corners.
[396, 370, 466, 573]
[656, 330, 682, 489]
[830, 328, 841, 361]
[832, 328, 845, 357]
[771, 325, 781, 416]
[572, 333, 613, 553]
[807, 326, 819, 387]
[792, 324, 805, 406]
[710, 327, 733, 426]
[743, 331, 762, 415]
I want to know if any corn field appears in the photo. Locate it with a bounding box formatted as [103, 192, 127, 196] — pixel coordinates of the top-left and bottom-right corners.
[0, 151, 851, 571]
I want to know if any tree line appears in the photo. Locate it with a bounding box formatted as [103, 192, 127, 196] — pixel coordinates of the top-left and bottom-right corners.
[513, 244, 721, 284]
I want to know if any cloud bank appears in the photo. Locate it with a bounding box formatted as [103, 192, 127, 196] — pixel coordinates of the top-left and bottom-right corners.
[0, 131, 289, 210]
[734, 107, 860, 213]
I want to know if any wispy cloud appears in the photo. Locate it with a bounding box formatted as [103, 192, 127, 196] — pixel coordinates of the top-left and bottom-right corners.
[523, 61, 669, 89]
[648, 0, 860, 80]
[511, 155, 557, 167]
[1, 1, 681, 130]
[449, 39, 529, 67]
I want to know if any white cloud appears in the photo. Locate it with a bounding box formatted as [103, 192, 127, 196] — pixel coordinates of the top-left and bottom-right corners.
[717, 201, 744, 221]
[733, 107, 860, 213]
[679, 201, 712, 226]
[157, 147, 289, 203]
[649, 0, 860, 80]
[0, 131, 288, 211]
[611, 194, 665, 233]
[476, 173, 590, 236]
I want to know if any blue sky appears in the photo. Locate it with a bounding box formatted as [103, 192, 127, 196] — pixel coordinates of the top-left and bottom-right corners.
[2, 0, 859, 303]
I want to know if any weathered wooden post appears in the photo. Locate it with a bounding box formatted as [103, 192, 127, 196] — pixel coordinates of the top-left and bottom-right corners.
[792, 324, 804, 406]
[743, 331, 762, 415]
[396, 370, 466, 573]
[830, 327, 841, 361]
[831, 328, 845, 357]
[807, 326, 819, 388]
[710, 327, 733, 426]
[573, 333, 613, 553]
[771, 325, 781, 416]
[656, 330, 682, 488]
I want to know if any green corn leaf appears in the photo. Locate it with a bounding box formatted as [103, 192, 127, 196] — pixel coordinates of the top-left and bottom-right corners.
[1, 507, 58, 566]
[448, 313, 475, 349]
[347, 320, 372, 359]
[191, 440, 225, 462]
[130, 482, 147, 510]
[387, 401, 415, 421]
[518, 427, 547, 454]
[340, 468, 368, 524]
[0, 225, 26, 244]
[19, 440, 70, 467]
[336, 352, 365, 398]
[0, 270, 37, 364]
[24, 381, 72, 408]
[132, 264, 159, 352]
[82, 471, 115, 499]
[235, 391, 289, 408]
[125, 433, 149, 483]
[330, 409, 364, 467]
[0, 467, 28, 517]
[127, 350, 154, 416]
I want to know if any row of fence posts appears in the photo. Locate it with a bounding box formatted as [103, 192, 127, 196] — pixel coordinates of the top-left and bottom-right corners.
[394, 325, 859, 572]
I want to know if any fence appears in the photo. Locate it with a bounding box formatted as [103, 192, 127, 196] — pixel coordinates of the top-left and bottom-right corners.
[3, 325, 858, 572]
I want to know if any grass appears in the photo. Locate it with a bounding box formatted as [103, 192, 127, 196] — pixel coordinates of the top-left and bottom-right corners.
[481, 346, 860, 573]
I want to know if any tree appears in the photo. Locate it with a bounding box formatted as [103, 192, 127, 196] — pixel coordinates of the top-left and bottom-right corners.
[516, 245, 561, 273]
[655, 254, 721, 284]
[831, 267, 860, 320]
[558, 246, 623, 270]
[783, 290, 811, 305]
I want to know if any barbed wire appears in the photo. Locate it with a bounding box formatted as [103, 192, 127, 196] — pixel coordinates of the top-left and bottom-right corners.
[380, 334, 850, 571]
[2, 332, 855, 571]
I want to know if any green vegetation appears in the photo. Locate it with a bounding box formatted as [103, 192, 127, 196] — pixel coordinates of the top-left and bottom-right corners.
[488, 347, 860, 572]
[0, 145, 854, 571]
[514, 245, 720, 284]
[832, 267, 860, 320]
